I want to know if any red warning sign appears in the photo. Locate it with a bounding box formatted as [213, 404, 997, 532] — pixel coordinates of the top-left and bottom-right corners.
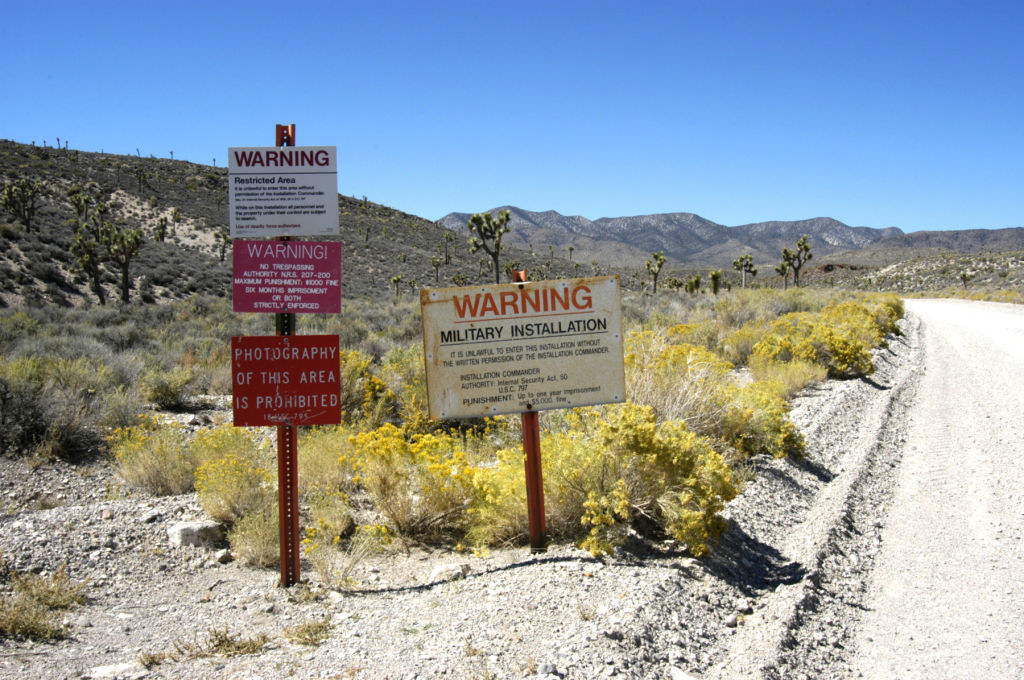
[231, 335, 341, 426]
[233, 240, 341, 314]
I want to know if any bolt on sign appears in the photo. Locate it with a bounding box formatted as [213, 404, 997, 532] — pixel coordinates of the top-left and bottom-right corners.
[232, 335, 342, 426]
[228, 146, 339, 238]
[421, 276, 625, 419]
[233, 240, 341, 314]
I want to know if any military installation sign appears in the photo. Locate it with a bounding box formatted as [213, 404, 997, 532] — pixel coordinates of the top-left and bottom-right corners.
[421, 276, 625, 419]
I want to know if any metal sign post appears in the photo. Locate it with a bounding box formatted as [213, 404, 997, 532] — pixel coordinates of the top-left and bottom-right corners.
[275, 123, 301, 587]
[512, 270, 548, 552]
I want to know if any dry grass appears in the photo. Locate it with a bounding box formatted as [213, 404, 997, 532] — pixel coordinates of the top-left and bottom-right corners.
[228, 504, 279, 567]
[283, 616, 332, 646]
[0, 564, 87, 641]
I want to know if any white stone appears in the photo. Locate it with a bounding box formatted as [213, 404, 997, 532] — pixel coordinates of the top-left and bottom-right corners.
[429, 562, 471, 582]
[167, 520, 224, 548]
[83, 661, 149, 679]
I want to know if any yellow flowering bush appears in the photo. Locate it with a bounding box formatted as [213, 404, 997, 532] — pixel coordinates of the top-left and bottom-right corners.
[347, 424, 476, 537]
[469, 404, 738, 557]
[195, 454, 273, 524]
[337, 350, 397, 427]
[106, 415, 194, 495]
[297, 426, 356, 496]
[734, 381, 805, 459]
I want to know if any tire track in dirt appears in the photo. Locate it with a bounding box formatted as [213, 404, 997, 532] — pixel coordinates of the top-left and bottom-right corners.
[849, 299, 1024, 680]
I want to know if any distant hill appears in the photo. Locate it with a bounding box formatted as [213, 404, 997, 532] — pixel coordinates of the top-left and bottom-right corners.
[439, 207, 906, 267]
[0, 140, 578, 307]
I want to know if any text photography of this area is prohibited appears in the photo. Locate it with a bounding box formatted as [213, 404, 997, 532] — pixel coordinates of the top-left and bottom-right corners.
[421, 275, 626, 419]
[232, 334, 341, 427]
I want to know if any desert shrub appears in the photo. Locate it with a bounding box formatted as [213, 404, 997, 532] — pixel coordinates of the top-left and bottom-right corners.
[0, 565, 86, 641]
[748, 355, 827, 398]
[734, 381, 805, 459]
[96, 385, 145, 430]
[141, 366, 198, 409]
[752, 311, 874, 378]
[750, 296, 903, 379]
[228, 503, 279, 567]
[336, 350, 397, 427]
[306, 523, 392, 589]
[189, 424, 267, 470]
[107, 416, 194, 495]
[666, 321, 720, 351]
[0, 311, 40, 349]
[380, 344, 430, 434]
[346, 424, 476, 537]
[0, 357, 51, 456]
[0, 356, 102, 460]
[189, 425, 272, 523]
[468, 404, 737, 556]
[195, 454, 273, 524]
[718, 320, 769, 365]
[625, 331, 740, 438]
[297, 426, 355, 496]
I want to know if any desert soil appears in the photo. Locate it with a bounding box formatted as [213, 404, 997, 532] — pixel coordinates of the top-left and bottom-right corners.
[1, 298, 1021, 679]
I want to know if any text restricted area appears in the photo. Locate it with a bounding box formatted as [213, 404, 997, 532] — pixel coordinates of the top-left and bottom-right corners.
[232, 335, 341, 426]
[233, 240, 341, 313]
[420, 276, 625, 418]
[228, 146, 339, 238]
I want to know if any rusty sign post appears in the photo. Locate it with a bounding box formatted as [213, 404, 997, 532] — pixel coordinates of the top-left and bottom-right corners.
[514, 269, 547, 552]
[275, 123, 300, 587]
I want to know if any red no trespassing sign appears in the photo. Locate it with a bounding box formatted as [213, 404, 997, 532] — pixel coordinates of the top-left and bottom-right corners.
[233, 240, 341, 314]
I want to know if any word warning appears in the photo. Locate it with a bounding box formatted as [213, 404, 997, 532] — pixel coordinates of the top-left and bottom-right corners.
[232, 335, 341, 426]
[228, 146, 339, 238]
[233, 240, 341, 314]
[420, 276, 625, 419]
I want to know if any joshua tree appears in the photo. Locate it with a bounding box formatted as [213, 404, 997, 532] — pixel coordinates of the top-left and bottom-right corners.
[567, 245, 574, 261]
[155, 216, 168, 242]
[390, 275, 403, 297]
[646, 251, 667, 294]
[468, 210, 511, 284]
[503, 260, 523, 282]
[451, 272, 468, 286]
[430, 255, 443, 282]
[959, 271, 974, 289]
[170, 207, 181, 236]
[444, 231, 456, 264]
[102, 220, 144, 304]
[2, 178, 42, 232]
[709, 270, 723, 295]
[782, 235, 812, 287]
[666, 277, 684, 292]
[70, 203, 109, 305]
[685, 274, 702, 295]
[732, 254, 757, 288]
[775, 260, 791, 289]
[215, 226, 231, 262]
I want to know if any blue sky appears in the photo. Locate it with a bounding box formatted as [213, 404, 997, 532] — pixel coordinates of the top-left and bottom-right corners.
[2, 1, 1021, 231]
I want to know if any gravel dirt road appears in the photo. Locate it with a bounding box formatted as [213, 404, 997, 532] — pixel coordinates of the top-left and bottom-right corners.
[848, 299, 1024, 679]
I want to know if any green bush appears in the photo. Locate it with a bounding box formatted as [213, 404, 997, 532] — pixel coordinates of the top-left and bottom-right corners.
[141, 366, 198, 409]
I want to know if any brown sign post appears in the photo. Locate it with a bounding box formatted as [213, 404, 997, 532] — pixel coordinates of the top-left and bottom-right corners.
[274, 123, 301, 587]
[515, 270, 547, 551]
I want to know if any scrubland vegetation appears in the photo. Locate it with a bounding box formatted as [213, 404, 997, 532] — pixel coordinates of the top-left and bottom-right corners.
[0, 287, 903, 587]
